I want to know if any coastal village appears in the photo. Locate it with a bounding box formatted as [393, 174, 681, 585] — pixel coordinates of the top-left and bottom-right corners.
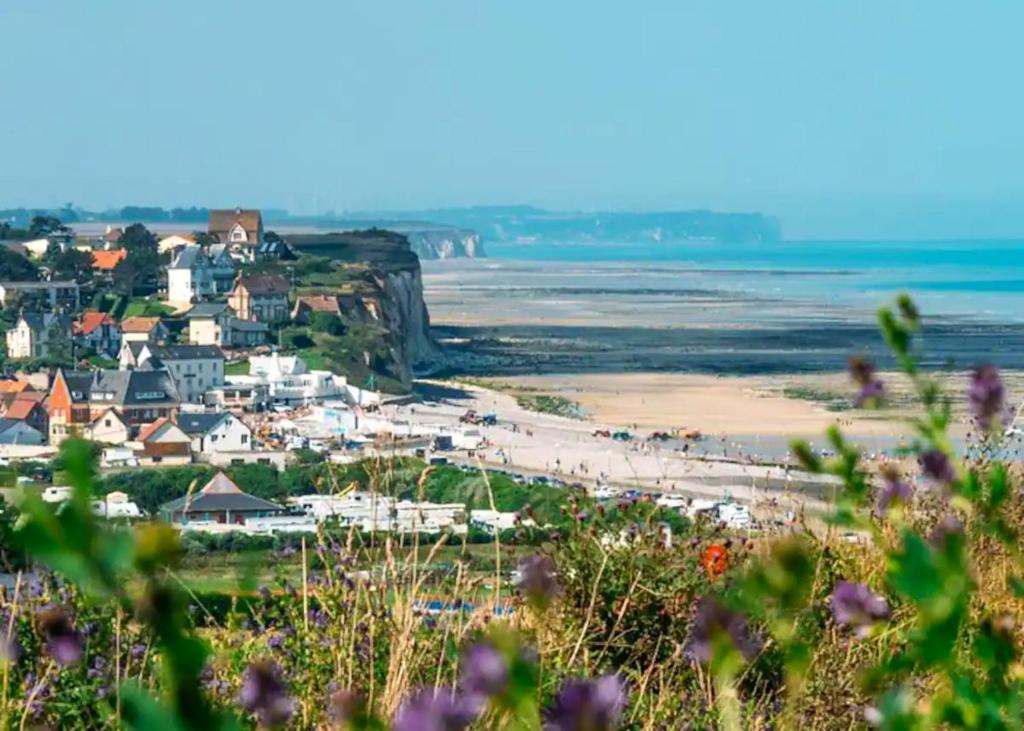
[0, 208, 781, 543]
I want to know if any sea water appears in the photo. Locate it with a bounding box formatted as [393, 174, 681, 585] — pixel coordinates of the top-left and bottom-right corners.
[484, 239, 1024, 323]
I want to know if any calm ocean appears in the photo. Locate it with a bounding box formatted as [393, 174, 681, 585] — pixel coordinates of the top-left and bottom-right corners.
[484, 239, 1024, 323]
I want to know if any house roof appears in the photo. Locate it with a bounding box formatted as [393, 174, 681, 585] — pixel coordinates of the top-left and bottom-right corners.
[0, 419, 37, 440]
[141, 344, 225, 362]
[0, 280, 78, 290]
[169, 245, 210, 271]
[120, 316, 163, 333]
[208, 209, 262, 238]
[21, 312, 72, 333]
[160, 470, 285, 515]
[58, 368, 181, 406]
[5, 398, 40, 420]
[234, 274, 289, 296]
[89, 407, 125, 426]
[91, 249, 127, 271]
[102, 227, 124, 244]
[294, 295, 341, 315]
[76, 311, 118, 335]
[0, 380, 32, 395]
[175, 412, 229, 436]
[230, 318, 268, 332]
[137, 417, 171, 442]
[187, 303, 230, 318]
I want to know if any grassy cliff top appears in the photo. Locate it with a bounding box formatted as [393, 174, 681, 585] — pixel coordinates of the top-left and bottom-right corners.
[284, 228, 421, 271]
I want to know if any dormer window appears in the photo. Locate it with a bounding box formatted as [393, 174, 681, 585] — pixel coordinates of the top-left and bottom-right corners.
[229, 224, 248, 243]
[137, 391, 165, 400]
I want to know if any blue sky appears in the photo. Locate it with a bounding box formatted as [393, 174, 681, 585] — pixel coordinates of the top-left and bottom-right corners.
[2, 1, 1023, 239]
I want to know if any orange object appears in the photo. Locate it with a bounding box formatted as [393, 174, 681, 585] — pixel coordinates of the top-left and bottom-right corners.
[703, 544, 729, 580]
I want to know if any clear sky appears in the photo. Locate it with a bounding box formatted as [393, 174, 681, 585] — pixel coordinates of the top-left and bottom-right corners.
[2, 1, 1023, 239]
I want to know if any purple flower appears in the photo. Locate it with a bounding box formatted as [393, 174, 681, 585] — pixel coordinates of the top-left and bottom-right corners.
[542, 674, 627, 731]
[130, 643, 147, 659]
[267, 634, 284, 650]
[930, 515, 964, 548]
[392, 688, 479, 731]
[849, 356, 885, 407]
[36, 607, 82, 666]
[968, 365, 1008, 432]
[517, 555, 561, 609]
[460, 642, 508, 697]
[919, 449, 956, 485]
[876, 470, 913, 515]
[830, 581, 890, 637]
[240, 660, 294, 728]
[685, 597, 760, 663]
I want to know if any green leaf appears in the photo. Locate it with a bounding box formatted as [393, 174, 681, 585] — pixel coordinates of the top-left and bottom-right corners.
[120, 683, 188, 731]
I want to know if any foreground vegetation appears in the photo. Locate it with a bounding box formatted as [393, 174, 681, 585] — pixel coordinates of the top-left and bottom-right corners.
[4, 297, 1024, 729]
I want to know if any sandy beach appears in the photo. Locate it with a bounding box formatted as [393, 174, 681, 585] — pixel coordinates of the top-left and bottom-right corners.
[502, 371, 903, 438]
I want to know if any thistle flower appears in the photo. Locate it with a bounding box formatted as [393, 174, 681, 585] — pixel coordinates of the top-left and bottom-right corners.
[392, 688, 479, 731]
[36, 606, 82, 666]
[829, 581, 890, 637]
[542, 674, 628, 731]
[849, 356, 885, 407]
[240, 660, 294, 728]
[919, 449, 956, 485]
[460, 642, 508, 697]
[968, 365, 1008, 433]
[684, 596, 760, 663]
[876, 467, 913, 515]
[517, 555, 560, 608]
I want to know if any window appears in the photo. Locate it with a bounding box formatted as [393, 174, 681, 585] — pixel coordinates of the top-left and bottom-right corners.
[104, 419, 111, 427]
[258, 458, 270, 465]
[210, 434, 218, 443]
[231, 459, 244, 466]
[241, 434, 248, 444]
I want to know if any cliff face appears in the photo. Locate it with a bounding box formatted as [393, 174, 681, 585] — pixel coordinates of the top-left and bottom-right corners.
[339, 266, 440, 388]
[404, 229, 484, 259]
[291, 229, 440, 389]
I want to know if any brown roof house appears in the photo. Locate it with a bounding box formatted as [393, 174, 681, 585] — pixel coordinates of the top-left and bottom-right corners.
[208, 208, 263, 260]
[291, 294, 342, 324]
[120, 316, 169, 344]
[228, 275, 290, 324]
[134, 417, 192, 465]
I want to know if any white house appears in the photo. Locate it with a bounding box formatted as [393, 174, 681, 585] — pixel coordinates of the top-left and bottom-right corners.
[167, 246, 216, 306]
[242, 354, 379, 407]
[6, 313, 73, 360]
[175, 411, 252, 453]
[120, 342, 225, 404]
[22, 238, 53, 259]
[186, 304, 267, 348]
[83, 408, 131, 444]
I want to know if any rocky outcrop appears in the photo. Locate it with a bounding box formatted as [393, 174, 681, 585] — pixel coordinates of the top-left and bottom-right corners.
[297, 229, 440, 389]
[404, 229, 484, 259]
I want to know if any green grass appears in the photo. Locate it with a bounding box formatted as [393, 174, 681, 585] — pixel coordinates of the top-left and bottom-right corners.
[225, 359, 250, 376]
[783, 386, 854, 412]
[87, 355, 118, 369]
[515, 394, 585, 419]
[122, 297, 175, 318]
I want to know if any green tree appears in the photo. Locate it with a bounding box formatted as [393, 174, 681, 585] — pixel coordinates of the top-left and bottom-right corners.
[49, 247, 93, 283]
[28, 215, 69, 239]
[0, 247, 39, 281]
[113, 222, 158, 295]
[310, 311, 346, 336]
[47, 317, 73, 364]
